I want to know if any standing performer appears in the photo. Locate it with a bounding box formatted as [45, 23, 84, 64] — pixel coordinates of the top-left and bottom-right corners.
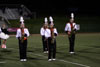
[40, 17, 48, 53]
[48, 16, 58, 61]
[1, 24, 9, 48]
[0, 24, 9, 48]
[16, 23, 30, 61]
[65, 13, 77, 54]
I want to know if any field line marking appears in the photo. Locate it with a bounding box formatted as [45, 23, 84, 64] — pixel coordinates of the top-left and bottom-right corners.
[8, 48, 90, 67]
[57, 59, 90, 67]
[33, 53, 90, 67]
[0, 62, 6, 63]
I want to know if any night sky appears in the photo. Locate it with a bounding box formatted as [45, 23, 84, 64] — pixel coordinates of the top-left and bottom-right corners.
[0, 0, 100, 15]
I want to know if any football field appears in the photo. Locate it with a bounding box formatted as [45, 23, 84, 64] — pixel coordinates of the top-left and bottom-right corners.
[0, 33, 100, 67]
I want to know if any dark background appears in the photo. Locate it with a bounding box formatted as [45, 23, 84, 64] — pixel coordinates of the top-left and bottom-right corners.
[0, 0, 100, 15]
[0, 0, 100, 33]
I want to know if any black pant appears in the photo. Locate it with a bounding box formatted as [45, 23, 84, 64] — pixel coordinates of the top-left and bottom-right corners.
[48, 37, 56, 59]
[68, 34, 75, 52]
[18, 39, 27, 59]
[0, 38, 1, 45]
[42, 36, 48, 51]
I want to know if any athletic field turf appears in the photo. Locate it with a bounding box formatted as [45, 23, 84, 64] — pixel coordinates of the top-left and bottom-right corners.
[0, 33, 100, 67]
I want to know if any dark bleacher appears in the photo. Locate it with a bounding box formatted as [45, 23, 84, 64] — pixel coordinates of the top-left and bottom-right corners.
[0, 4, 32, 20]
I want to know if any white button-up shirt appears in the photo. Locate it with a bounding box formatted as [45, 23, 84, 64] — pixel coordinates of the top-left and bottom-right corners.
[65, 22, 77, 32]
[16, 28, 30, 38]
[44, 28, 51, 38]
[53, 28, 58, 35]
[44, 28, 58, 38]
[40, 27, 45, 36]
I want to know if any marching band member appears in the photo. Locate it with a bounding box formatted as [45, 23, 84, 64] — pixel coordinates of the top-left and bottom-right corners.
[1, 24, 9, 48]
[65, 13, 77, 54]
[40, 17, 48, 53]
[0, 24, 9, 48]
[47, 16, 58, 61]
[16, 23, 30, 61]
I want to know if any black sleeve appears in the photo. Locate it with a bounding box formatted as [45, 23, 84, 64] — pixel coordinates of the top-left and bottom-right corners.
[18, 37, 20, 40]
[54, 33, 57, 36]
[74, 29, 76, 31]
[1, 28, 9, 34]
[24, 34, 27, 37]
[6, 30, 9, 34]
[65, 31, 68, 34]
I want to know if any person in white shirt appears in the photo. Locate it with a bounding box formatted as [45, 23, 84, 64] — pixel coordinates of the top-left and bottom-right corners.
[16, 23, 30, 61]
[40, 17, 49, 53]
[48, 24, 58, 61]
[40, 24, 48, 53]
[65, 19, 77, 54]
[47, 16, 58, 61]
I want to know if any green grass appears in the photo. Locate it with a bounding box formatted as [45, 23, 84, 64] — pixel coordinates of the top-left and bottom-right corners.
[0, 33, 100, 67]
